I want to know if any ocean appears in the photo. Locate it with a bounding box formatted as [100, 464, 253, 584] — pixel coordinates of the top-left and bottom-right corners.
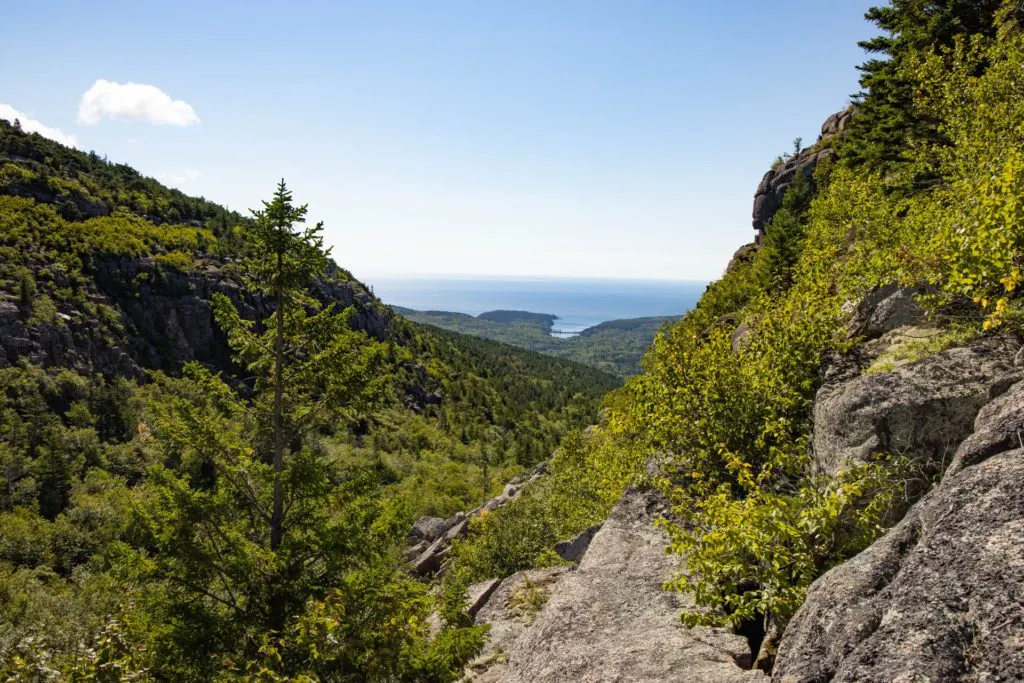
[366, 277, 707, 337]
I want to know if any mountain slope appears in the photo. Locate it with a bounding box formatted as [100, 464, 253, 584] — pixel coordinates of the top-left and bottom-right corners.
[0, 119, 618, 500]
[0, 120, 619, 677]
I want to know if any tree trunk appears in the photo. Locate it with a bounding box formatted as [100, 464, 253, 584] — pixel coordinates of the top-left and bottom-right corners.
[270, 251, 284, 552]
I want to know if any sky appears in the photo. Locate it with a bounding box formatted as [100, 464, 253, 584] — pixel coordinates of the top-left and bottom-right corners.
[1, 1, 878, 283]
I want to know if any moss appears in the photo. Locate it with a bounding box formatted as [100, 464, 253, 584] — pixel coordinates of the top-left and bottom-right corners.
[864, 325, 981, 374]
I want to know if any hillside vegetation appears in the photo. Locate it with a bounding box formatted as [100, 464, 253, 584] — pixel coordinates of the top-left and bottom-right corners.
[394, 306, 677, 377]
[0, 120, 617, 679]
[3, 0, 1024, 678]
[444, 0, 1024, 655]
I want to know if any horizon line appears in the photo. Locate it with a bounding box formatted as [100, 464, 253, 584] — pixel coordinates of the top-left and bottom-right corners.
[358, 272, 710, 284]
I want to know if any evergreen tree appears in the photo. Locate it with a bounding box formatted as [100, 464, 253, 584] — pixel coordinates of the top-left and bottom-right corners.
[758, 169, 814, 290]
[843, 0, 1020, 176]
[133, 181, 397, 671]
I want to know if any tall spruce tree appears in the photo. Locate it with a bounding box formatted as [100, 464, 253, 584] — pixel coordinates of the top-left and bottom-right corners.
[843, 0, 1019, 175]
[241, 180, 330, 554]
[133, 181, 397, 672]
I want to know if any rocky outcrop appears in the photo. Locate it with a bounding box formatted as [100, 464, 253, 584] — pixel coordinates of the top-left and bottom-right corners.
[408, 463, 548, 578]
[457, 333, 1024, 682]
[817, 108, 853, 143]
[479, 488, 764, 683]
[752, 109, 850, 242]
[464, 567, 571, 682]
[753, 148, 832, 240]
[410, 516, 453, 544]
[0, 255, 389, 378]
[1, 174, 108, 220]
[726, 243, 760, 274]
[774, 383, 1024, 682]
[812, 335, 1022, 477]
[847, 284, 925, 340]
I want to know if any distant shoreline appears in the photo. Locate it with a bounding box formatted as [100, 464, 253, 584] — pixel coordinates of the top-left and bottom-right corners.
[364, 275, 707, 285]
[372, 277, 706, 340]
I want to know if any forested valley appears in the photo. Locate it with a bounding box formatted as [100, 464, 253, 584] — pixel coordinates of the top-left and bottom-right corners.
[392, 307, 676, 378]
[0, 120, 617, 679]
[4, 0, 1024, 679]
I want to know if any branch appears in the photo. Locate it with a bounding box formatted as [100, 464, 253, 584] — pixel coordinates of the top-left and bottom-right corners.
[200, 522, 242, 611]
[219, 468, 272, 525]
[161, 572, 244, 615]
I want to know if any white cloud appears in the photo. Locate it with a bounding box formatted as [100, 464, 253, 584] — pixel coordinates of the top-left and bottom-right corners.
[0, 104, 78, 147]
[77, 79, 199, 126]
[155, 168, 202, 185]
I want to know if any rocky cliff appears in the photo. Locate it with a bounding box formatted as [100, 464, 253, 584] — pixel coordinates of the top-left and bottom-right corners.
[0, 254, 390, 379]
[775, 377, 1024, 682]
[751, 108, 850, 243]
[453, 289, 1024, 682]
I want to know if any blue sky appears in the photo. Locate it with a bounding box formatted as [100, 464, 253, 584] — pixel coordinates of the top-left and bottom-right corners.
[1, 1, 877, 282]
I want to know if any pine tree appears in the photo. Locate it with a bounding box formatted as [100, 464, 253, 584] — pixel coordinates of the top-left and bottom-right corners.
[842, 0, 1020, 175]
[134, 181, 395, 669]
[244, 180, 328, 553]
[758, 169, 814, 290]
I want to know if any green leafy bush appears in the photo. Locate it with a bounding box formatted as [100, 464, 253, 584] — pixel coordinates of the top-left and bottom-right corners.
[154, 250, 195, 273]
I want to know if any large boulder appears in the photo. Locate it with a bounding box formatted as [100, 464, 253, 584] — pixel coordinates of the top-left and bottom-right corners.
[410, 516, 450, 542]
[847, 284, 924, 340]
[812, 336, 1022, 477]
[817, 108, 853, 143]
[773, 443, 1024, 681]
[493, 488, 764, 683]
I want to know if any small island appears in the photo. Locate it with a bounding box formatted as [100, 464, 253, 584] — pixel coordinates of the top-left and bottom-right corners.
[476, 310, 559, 326]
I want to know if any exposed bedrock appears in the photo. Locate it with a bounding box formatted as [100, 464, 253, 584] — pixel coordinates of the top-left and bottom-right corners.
[812, 335, 1022, 477]
[752, 108, 850, 242]
[774, 385, 1024, 681]
[0, 255, 388, 378]
[467, 488, 765, 683]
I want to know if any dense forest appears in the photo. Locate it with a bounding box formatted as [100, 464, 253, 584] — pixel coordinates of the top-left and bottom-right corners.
[0, 119, 617, 679]
[393, 306, 677, 377]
